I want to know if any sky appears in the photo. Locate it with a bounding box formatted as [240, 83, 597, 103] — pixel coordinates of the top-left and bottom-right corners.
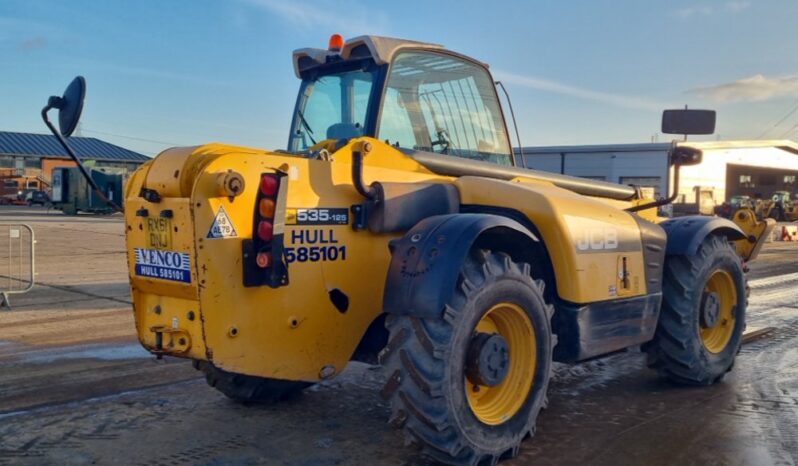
[2, 0, 798, 157]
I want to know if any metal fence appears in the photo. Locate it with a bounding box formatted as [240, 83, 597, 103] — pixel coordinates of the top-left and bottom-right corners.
[0, 223, 35, 309]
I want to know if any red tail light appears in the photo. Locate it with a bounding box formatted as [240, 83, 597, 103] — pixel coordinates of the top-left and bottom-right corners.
[260, 176, 278, 196]
[244, 172, 288, 288]
[257, 220, 273, 241]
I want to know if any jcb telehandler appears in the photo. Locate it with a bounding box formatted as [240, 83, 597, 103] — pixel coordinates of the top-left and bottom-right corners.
[41, 35, 773, 465]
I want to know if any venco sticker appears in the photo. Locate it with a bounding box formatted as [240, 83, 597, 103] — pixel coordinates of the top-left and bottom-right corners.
[134, 248, 192, 283]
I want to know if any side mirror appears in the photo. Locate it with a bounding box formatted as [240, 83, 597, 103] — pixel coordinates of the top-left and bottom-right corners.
[46, 76, 86, 137]
[662, 109, 715, 136]
[41, 76, 121, 212]
[670, 145, 702, 166]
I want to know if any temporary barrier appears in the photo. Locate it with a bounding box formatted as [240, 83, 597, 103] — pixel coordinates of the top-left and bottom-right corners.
[0, 223, 35, 309]
[780, 225, 798, 241]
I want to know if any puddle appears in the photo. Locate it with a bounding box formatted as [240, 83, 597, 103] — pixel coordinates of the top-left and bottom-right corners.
[12, 342, 150, 363]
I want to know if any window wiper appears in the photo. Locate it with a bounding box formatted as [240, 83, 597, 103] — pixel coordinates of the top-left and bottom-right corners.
[297, 109, 317, 145]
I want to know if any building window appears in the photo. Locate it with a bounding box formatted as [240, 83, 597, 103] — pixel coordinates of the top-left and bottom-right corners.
[739, 175, 754, 188]
[3, 180, 17, 188]
[0, 156, 13, 168]
[24, 158, 42, 169]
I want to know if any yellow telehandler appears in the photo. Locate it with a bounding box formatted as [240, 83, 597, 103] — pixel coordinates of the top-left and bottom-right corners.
[41, 34, 773, 465]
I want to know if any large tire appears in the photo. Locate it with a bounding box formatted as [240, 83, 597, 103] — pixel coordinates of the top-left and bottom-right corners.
[380, 250, 554, 465]
[646, 235, 746, 385]
[194, 360, 310, 404]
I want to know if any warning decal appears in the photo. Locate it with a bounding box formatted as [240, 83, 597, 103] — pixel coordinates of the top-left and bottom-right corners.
[207, 205, 238, 239]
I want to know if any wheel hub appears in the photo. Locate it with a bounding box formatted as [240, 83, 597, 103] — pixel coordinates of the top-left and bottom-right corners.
[701, 291, 721, 328]
[465, 332, 510, 387]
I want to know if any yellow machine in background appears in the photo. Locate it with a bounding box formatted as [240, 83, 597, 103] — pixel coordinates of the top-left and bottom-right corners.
[756, 190, 798, 221]
[46, 35, 773, 465]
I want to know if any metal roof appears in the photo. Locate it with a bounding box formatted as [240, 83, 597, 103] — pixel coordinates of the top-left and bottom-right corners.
[518, 142, 673, 155]
[517, 140, 798, 156]
[0, 131, 150, 162]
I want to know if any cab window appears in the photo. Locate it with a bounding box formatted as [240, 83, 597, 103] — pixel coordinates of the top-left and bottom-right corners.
[378, 87, 416, 148]
[377, 51, 511, 165]
[289, 69, 375, 152]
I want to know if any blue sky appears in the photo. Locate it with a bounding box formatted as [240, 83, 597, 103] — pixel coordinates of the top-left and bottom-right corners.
[2, 0, 798, 156]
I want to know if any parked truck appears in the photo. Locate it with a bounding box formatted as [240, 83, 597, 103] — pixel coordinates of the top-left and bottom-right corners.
[51, 166, 124, 214]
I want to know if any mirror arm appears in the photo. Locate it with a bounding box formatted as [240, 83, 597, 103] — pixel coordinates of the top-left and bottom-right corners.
[46, 96, 64, 109]
[40, 104, 124, 213]
[626, 141, 682, 213]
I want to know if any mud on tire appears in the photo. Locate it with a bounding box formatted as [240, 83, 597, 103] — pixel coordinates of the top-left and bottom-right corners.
[194, 361, 310, 404]
[646, 235, 746, 385]
[379, 250, 555, 465]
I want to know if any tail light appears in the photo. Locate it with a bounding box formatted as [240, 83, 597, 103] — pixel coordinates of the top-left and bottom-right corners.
[257, 220, 274, 241]
[243, 172, 289, 288]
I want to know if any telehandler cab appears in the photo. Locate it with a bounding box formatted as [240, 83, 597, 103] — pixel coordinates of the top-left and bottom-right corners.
[42, 34, 774, 465]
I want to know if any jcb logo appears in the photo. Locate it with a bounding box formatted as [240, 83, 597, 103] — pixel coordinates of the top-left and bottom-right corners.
[576, 228, 619, 251]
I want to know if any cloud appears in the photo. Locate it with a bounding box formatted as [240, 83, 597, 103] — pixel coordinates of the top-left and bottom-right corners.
[726, 1, 751, 12]
[239, 0, 389, 36]
[676, 1, 750, 18]
[690, 74, 798, 102]
[19, 36, 46, 51]
[494, 70, 667, 111]
[65, 58, 233, 88]
[676, 5, 714, 18]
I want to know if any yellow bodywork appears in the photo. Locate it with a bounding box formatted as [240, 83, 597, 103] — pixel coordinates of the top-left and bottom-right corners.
[730, 208, 776, 261]
[124, 137, 756, 382]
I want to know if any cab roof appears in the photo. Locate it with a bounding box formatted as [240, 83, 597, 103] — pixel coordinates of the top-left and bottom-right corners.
[292, 35, 486, 78]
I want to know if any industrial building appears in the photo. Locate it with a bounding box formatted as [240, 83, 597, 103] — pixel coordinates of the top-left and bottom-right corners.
[0, 131, 149, 199]
[519, 140, 798, 208]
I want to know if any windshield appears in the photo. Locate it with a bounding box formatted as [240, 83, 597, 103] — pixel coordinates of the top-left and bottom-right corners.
[377, 51, 512, 165]
[288, 68, 375, 152]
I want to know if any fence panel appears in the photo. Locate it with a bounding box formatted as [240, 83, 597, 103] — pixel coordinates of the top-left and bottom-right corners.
[0, 223, 35, 309]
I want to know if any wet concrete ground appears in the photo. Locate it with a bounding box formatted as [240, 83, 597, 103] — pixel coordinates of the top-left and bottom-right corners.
[0, 207, 796, 465]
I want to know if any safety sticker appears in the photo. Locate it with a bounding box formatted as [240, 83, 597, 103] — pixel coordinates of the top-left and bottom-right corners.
[207, 205, 238, 239]
[134, 248, 192, 283]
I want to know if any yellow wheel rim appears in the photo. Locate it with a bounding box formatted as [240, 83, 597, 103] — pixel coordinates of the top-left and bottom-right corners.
[700, 270, 737, 353]
[465, 302, 536, 425]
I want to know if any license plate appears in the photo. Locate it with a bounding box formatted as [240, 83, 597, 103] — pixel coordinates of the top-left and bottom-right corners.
[146, 217, 172, 249]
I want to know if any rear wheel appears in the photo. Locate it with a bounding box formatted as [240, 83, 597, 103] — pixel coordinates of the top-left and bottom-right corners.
[194, 360, 310, 404]
[380, 250, 554, 465]
[646, 235, 746, 385]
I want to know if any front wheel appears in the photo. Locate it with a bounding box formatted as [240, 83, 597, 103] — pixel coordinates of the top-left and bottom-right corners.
[646, 235, 746, 385]
[380, 250, 554, 465]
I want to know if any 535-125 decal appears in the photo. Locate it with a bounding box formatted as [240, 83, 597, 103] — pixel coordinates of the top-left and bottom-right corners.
[286, 208, 348, 226]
